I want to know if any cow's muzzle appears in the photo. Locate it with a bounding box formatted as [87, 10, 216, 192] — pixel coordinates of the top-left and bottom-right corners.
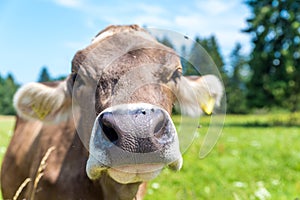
[86, 103, 182, 184]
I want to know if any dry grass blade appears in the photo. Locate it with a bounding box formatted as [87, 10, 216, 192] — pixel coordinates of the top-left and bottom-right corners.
[13, 178, 31, 200]
[30, 146, 56, 200]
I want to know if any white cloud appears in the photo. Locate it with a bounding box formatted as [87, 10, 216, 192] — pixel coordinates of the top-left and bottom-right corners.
[53, 0, 83, 8]
[52, 0, 252, 60]
[132, 15, 172, 28]
[64, 41, 87, 50]
[169, 0, 251, 57]
[137, 3, 167, 15]
[196, 0, 237, 16]
[175, 15, 206, 30]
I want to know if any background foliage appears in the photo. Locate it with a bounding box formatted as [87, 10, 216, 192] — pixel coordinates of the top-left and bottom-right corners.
[0, 74, 19, 115]
[245, 0, 300, 112]
[0, 0, 299, 115]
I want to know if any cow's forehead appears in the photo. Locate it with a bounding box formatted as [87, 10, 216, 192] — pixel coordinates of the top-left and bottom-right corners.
[72, 25, 180, 79]
[91, 25, 157, 45]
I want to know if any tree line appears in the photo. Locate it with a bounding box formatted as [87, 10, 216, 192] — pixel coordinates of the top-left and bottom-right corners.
[0, 0, 299, 115]
[160, 0, 300, 114]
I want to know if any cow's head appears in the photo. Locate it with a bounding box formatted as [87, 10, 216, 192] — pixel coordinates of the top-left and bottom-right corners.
[13, 25, 223, 184]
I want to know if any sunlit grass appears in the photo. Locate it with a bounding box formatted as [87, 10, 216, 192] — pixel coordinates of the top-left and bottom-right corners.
[0, 116, 14, 161]
[146, 113, 300, 200]
[0, 116, 15, 200]
[1, 114, 300, 200]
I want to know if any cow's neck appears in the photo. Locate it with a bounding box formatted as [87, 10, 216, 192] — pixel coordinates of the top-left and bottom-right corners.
[96, 174, 141, 200]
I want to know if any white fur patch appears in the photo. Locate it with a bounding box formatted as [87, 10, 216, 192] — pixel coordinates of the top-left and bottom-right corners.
[14, 81, 72, 123]
[91, 27, 156, 45]
[91, 30, 115, 44]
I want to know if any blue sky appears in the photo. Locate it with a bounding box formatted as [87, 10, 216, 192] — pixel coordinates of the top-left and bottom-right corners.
[0, 0, 251, 84]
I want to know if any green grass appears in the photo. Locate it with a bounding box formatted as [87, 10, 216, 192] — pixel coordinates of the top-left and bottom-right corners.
[0, 116, 15, 200]
[0, 116, 15, 161]
[145, 113, 300, 200]
[1, 114, 300, 199]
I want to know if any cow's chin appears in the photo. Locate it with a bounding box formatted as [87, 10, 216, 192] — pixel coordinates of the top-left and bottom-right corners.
[107, 164, 164, 184]
[86, 157, 183, 184]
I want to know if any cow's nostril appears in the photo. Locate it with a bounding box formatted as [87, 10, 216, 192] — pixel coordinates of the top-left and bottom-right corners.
[102, 124, 119, 144]
[99, 113, 119, 144]
[154, 118, 165, 134]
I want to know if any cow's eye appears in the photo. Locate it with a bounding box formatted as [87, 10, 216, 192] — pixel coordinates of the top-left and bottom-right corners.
[170, 67, 182, 83]
[71, 73, 86, 86]
[71, 73, 78, 85]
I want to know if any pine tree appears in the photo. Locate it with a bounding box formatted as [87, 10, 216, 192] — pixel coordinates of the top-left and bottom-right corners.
[38, 66, 52, 82]
[245, 0, 300, 111]
[185, 36, 226, 77]
[159, 36, 175, 49]
[227, 43, 249, 114]
[0, 73, 19, 115]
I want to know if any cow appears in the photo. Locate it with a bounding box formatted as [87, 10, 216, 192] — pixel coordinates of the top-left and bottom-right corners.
[1, 25, 223, 200]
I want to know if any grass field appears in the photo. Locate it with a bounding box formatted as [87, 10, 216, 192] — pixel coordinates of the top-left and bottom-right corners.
[0, 116, 15, 200]
[0, 113, 300, 199]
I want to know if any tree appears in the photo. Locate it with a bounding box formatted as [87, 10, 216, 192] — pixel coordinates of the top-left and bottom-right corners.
[0, 73, 19, 115]
[158, 36, 175, 49]
[38, 66, 52, 82]
[185, 37, 208, 75]
[180, 45, 188, 74]
[202, 36, 225, 74]
[54, 75, 67, 81]
[226, 43, 249, 114]
[184, 36, 226, 78]
[245, 0, 300, 111]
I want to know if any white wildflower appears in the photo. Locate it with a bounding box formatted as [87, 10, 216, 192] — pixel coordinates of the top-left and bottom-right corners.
[254, 181, 271, 200]
[233, 181, 247, 188]
[204, 186, 210, 194]
[151, 182, 160, 190]
[250, 141, 261, 148]
[271, 179, 280, 186]
[0, 146, 6, 154]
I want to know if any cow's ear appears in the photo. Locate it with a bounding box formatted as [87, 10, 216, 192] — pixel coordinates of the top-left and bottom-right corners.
[13, 80, 72, 123]
[174, 75, 224, 117]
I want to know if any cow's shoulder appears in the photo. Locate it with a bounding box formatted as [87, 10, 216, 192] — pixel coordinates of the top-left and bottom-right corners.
[1, 117, 80, 199]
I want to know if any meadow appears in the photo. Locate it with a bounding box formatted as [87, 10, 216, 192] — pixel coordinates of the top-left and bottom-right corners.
[0, 113, 300, 200]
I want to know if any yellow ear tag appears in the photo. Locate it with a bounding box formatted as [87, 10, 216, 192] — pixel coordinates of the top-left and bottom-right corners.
[201, 97, 216, 115]
[31, 103, 51, 120]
